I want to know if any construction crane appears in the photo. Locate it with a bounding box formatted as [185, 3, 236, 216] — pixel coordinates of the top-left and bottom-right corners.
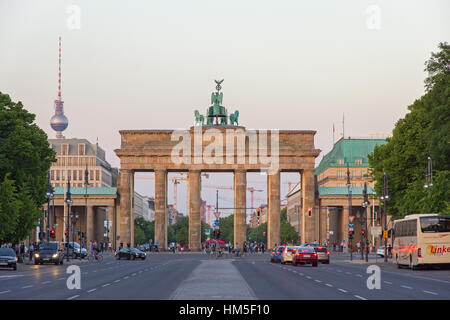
[204, 185, 264, 210]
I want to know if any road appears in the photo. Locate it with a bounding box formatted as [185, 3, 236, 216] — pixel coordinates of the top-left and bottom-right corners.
[0, 252, 449, 300]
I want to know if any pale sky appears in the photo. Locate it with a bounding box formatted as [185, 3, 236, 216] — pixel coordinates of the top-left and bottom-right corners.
[1, 0, 448, 223]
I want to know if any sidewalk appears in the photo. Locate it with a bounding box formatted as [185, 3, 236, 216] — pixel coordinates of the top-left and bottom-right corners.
[331, 251, 393, 264]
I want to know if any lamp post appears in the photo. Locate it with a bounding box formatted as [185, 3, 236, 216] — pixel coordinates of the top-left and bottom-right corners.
[65, 179, 72, 262]
[45, 171, 54, 242]
[84, 164, 89, 250]
[362, 182, 370, 263]
[380, 173, 389, 263]
[346, 164, 353, 261]
[424, 157, 433, 206]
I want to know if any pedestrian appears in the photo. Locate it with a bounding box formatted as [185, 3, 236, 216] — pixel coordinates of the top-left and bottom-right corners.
[29, 243, 34, 261]
[261, 242, 265, 254]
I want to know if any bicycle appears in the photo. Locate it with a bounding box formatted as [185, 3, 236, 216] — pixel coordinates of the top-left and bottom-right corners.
[88, 251, 103, 263]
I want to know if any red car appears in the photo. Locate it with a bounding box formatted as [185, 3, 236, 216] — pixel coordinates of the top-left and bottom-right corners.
[292, 247, 318, 267]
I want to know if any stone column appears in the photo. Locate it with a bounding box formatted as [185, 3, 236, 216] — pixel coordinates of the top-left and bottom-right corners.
[154, 169, 168, 250]
[189, 170, 202, 251]
[86, 205, 95, 246]
[234, 169, 247, 250]
[342, 206, 350, 251]
[117, 169, 133, 248]
[107, 205, 115, 249]
[267, 171, 280, 249]
[301, 169, 315, 243]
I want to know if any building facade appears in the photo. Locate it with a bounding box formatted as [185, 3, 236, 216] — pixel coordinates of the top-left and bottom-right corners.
[314, 138, 388, 250]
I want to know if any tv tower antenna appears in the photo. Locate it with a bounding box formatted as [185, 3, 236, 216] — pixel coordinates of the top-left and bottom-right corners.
[50, 36, 69, 139]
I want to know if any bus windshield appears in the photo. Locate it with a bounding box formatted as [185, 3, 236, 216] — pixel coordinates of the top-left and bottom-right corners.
[420, 216, 450, 233]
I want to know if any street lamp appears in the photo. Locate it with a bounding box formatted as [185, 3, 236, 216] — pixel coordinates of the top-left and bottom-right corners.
[380, 172, 389, 263]
[346, 164, 353, 261]
[65, 178, 72, 262]
[84, 164, 89, 249]
[424, 157, 433, 189]
[362, 182, 370, 262]
[45, 170, 54, 242]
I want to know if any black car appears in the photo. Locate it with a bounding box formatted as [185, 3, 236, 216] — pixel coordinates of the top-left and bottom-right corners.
[0, 248, 18, 270]
[34, 242, 64, 265]
[115, 248, 146, 260]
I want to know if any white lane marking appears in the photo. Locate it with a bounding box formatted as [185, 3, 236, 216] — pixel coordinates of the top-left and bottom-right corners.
[315, 280, 322, 283]
[114, 280, 120, 283]
[338, 288, 348, 293]
[102, 283, 111, 287]
[131, 273, 137, 276]
[57, 277, 65, 280]
[299, 273, 304, 276]
[401, 285, 413, 290]
[326, 284, 333, 287]
[123, 276, 129, 279]
[21, 285, 33, 289]
[87, 288, 97, 293]
[0, 290, 11, 294]
[306, 276, 312, 279]
[354, 295, 367, 300]
[67, 295, 79, 300]
[345, 272, 352, 275]
[384, 281, 392, 285]
[423, 290, 438, 296]
[41, 281, 51, 284]
[356, 274, 363, 277]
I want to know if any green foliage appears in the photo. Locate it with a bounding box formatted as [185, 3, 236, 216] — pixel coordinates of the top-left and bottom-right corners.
[279, 207, 298, 244]
[134, 216, 154, 243]
[369, 43, 450, 218]
[0, 92, 55, 245]
[218, 214, 234, 243]
[134, 225, 146, 244]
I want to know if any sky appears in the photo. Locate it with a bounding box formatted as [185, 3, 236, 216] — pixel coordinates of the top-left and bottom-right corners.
[1, 0, 449, 223]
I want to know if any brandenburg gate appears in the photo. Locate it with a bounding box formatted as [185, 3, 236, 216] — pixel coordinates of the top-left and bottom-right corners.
[115, 81, 320, 250]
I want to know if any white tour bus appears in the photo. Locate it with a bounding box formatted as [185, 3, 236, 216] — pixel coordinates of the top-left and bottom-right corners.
[393, 214, 450, 269]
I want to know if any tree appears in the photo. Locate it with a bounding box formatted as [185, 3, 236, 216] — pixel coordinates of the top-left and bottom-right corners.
[134, 225, 146, 245]
[369, 43, 450, 218]
[0, 92, 55, 245]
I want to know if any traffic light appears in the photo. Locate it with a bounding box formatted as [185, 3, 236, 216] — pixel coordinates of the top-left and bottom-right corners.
[64, 229, 68, 236]
[348, 230, 354, 239]
[361, 229, 365, 236]
[50, 229, 55, 238]
[215, 230, 220, 239]
[257, 208, 261, 217]
[308, 208, 312, 217]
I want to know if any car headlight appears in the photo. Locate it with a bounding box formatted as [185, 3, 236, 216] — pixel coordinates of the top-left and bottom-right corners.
[52, 253, 58, 258]
[34, 253, 39, 258]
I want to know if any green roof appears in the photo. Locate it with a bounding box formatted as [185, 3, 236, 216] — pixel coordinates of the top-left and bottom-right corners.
[315, 138, 387, 175]
[319, 186, 374, 196]
[53, 187, 117, 196]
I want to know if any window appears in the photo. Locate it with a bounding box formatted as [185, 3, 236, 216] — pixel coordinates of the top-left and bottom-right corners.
[56, 170, 60, 181]
[78, 144, 85, 156]
[361, 171, 365, 179]
[337, 158, 344, 165]
[90, 170, 94, 180]
[355, 158, 362, 165]
[61, 144, 68, 155]
[73, 170, 77, 181]
[96, 170, 100, 181]
[337, 171, 344, 179]
[68, 170, 71, 180]
[50, 170, 54, 180]
[420, 216, 450, 233]
[62, 170, 65, 181]
[351, 171, 356, 179]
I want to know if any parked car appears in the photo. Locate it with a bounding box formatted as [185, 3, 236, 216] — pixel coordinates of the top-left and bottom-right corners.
[62, 242, 87, 259]
[292, 247, 318, 267]
[270, 246, 283, 263]
[0, 247, 18, 270]
[281, 246, 300, 264]
[377, 246, 386, 257]
[115, 248, 147, 260]
[314, 246, 330, 264]
[34, 242, 64, 265]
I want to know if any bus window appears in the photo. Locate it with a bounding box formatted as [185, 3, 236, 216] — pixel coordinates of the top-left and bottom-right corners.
[420, 216, 450, 233]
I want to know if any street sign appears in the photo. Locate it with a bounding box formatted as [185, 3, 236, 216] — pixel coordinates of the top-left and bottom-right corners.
[349, 216, 355, 223]
[383, 230, 388, 239]
[371, 226, 382, 237]
[214, 212, 221, 219]
[214, 219, 220, 226]
[348, 222, 354, 229]
[205, 229, 210, 235]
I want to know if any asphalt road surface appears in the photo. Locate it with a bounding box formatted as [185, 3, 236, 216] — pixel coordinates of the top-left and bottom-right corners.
[1, 252, 449, 300]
